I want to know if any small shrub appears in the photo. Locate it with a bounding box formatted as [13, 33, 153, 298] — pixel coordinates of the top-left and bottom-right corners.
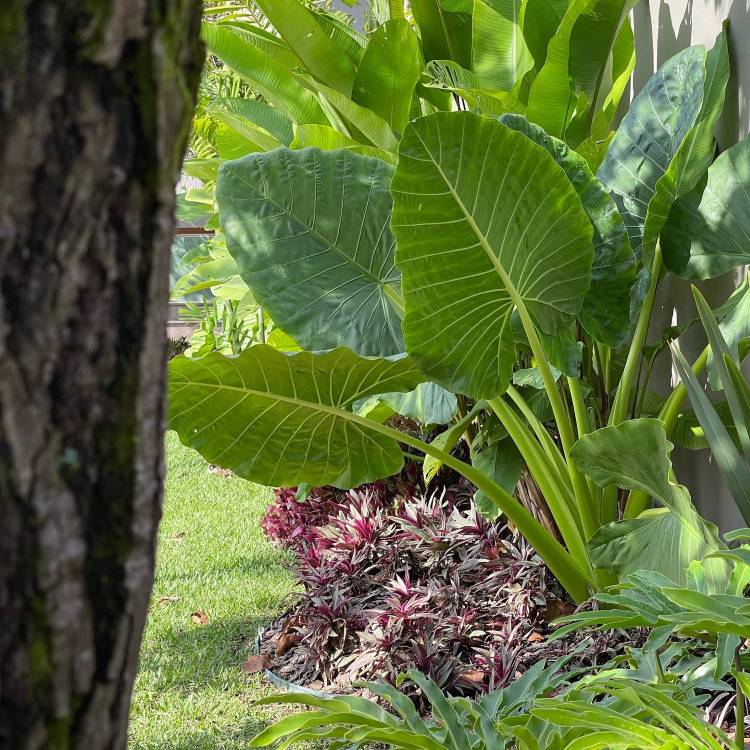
[259, 479, 623, 698]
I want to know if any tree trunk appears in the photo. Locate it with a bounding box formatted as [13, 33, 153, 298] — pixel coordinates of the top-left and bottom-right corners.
[0, 3, 203, 748]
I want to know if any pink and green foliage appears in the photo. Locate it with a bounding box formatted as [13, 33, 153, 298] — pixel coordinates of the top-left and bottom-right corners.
[258, 477, 588, 697]
[260, 461, 421, 551]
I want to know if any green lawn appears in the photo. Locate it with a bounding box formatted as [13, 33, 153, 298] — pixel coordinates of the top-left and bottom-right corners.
[129, 432, 298, 749]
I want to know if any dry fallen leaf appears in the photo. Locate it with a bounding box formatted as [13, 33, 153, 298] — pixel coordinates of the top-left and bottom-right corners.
[275, 632, 300, 656]
[190, 610, 209, 625]
[171, 532, 186, 543]
[242, 654, 271, 674]
[544, 599, 575, 622]
[459, 669, 485, 686]
[527, 631, 545, 644]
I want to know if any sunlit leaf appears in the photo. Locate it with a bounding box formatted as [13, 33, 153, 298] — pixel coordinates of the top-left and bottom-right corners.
[168, 346, 421, 487]
[392, 112, 593, 399]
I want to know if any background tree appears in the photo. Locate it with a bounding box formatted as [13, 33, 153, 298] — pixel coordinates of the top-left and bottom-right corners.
[0, 3, 203, 747]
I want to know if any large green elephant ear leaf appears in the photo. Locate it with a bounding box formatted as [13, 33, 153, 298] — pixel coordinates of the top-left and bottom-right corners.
[597, 31, 729, 272]
[500, 114, 636, 347]
[218, 148, 404, 357]
[662, 137, 750, 279]
[392, 111, 594, 400]
[571, 419, 727, 589]
[168, 347, 422, 488]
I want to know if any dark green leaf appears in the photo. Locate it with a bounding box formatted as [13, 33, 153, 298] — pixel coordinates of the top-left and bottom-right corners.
[218, 148, 404, 356]
[501, 114, 636, 346]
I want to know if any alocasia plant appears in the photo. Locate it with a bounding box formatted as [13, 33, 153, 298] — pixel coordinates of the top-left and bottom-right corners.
[170, 4, 750, 603]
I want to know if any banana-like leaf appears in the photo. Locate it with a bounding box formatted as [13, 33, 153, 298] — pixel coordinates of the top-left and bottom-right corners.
[213, 123, 264, 160]
[422, 60, 527, 115]
[218, 148, 404, 357]
[290, 124, 397, 164]
[352, 19, 421, 135]
[411, 0, 473, 68]
[168, 346, 422, 488]
[171, 256, 241, 299]
[210, 108, 284, 153]
[572, 418, 727, 588]
[201, 23, 328, 126]
[598, 32, 728, 267]
[663, 136, 750, 280]
[315, 12, 367, 65]
[565, 0, 638, 139]
[183, 158, 221, 182]
[209, 98, 294, 145]
[500, 115, 635, 347]
[216, 21, 300, 71]
[522, 0, 567, 72]
[567, 20, 635, 145]
[528, 0, 635, 140]
[253, 0, 357, 94]
[392, 111, 593, 399]
[304, 78, 400, 152]
[471, 0, 533, 91]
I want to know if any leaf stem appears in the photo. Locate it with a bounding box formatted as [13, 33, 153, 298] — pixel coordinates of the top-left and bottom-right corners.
[489, 397, 594, 583]
[384, 416, 591, 602]
[609, 246, 663, 427]
[511, 297, 598, 539]
[736, 647, 746, 750]
[603, 246, 663, 521]
[568, 377, 591, 439]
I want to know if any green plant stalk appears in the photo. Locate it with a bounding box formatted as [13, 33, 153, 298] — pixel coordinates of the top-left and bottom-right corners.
[568, 376, 592, 438]
[603, 246, 663, 521]
[609, 247, 663, 427]
[623, 345, 709, 519]
[489, 396, 594, 582]
[736, 648, 746, 750]
[568, 375, 602, 510]
[382, 414, 591, 602]
[506, 385, 571, 486]
[508, 290, 598, 539]
[257, 307, 266, 344]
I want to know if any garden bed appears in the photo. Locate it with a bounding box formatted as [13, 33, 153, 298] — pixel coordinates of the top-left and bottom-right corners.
[255, 469, 633, 701]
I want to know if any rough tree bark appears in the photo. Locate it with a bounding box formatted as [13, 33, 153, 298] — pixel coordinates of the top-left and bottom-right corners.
[0, 3, 203, 748]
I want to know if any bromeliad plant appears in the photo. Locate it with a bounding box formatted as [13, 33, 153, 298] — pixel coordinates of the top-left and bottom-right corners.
[170, 4, 750, 603]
